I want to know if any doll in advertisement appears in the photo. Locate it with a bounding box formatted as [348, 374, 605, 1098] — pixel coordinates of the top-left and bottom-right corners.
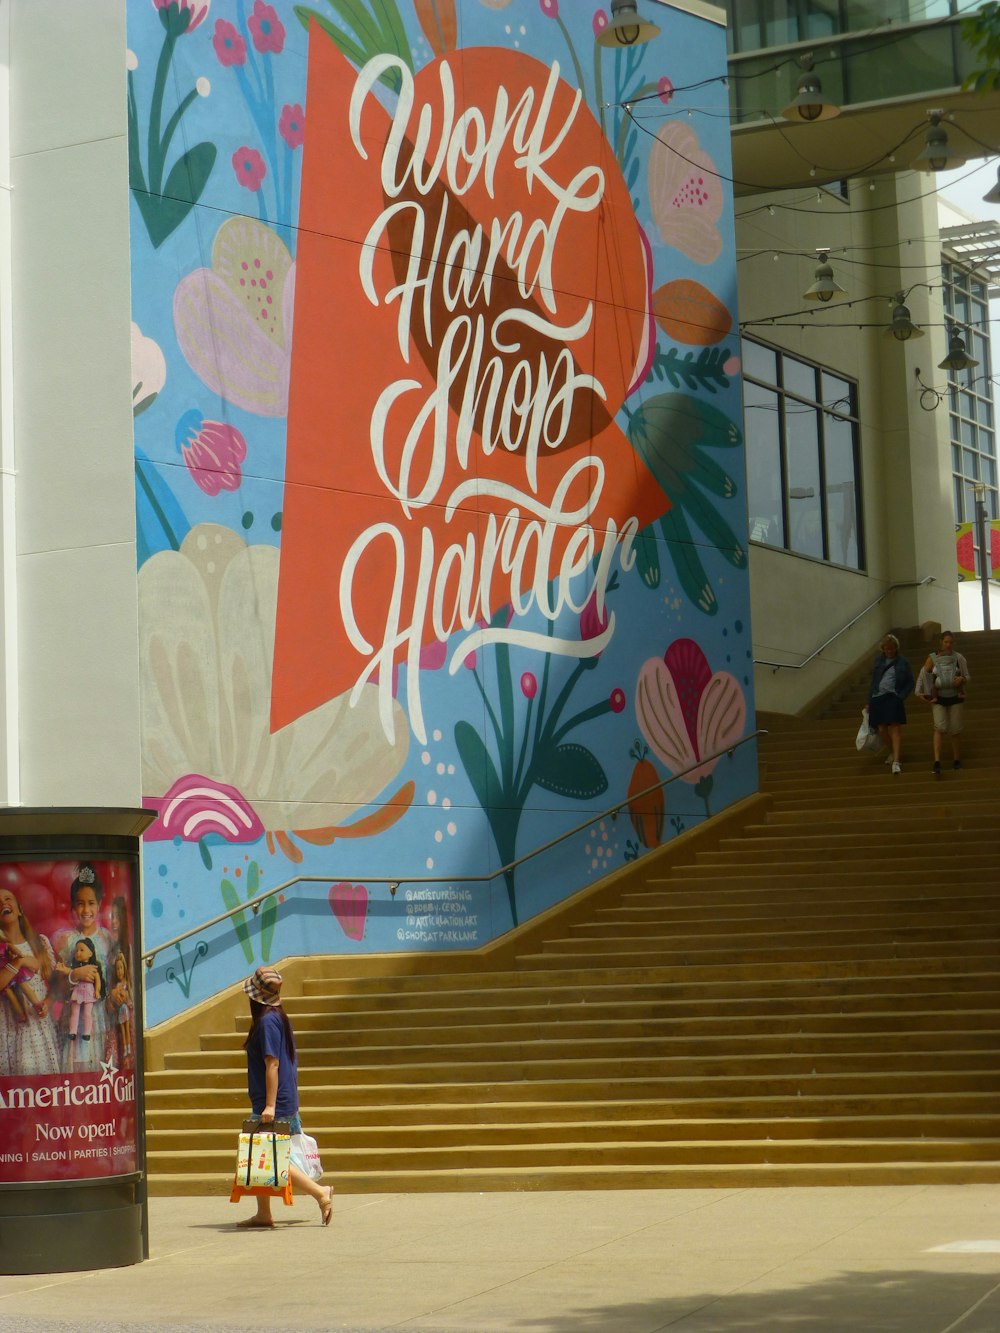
[0, 886, 60, 1076]
[0, 936, 40, 1020]
[63, 937, 106, 1045]
[109, 894, 134, 1067]
[112, 950, 133, 1063]
[53, 864, 117, 1074]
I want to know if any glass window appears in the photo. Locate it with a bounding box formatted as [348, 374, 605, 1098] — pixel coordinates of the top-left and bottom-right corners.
[742, 338, 777, 385]
[783, 357, 817, 402]
[744, 381, 784, 549]
[824, 412, 860, 567]
[786, 409, 823, 559]
[742, 338, 863, 569]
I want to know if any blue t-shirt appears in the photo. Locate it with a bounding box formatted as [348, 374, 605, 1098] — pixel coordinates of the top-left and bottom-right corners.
[246, 1008, 298, 1119]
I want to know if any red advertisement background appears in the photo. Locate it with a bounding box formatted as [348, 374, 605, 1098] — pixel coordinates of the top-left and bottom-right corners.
[0, 857, 138, 1183]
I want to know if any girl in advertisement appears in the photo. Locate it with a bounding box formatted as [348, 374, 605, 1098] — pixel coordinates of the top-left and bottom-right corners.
[53, 864, 120, 1075]
[0, 886, 61, 1077]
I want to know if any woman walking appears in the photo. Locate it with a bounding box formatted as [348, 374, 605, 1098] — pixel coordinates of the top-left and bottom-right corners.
[867, 633, 914, 775]
[238, 966, 333, 1229]
[917, 630, 970, 777]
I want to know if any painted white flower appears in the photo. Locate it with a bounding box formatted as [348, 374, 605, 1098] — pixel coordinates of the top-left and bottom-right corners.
[139, 524, 412, 861]
[131, 323, 166, 417]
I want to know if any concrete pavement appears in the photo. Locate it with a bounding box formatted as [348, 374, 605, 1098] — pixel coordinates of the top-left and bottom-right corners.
[2, 1185, 1000, 1331]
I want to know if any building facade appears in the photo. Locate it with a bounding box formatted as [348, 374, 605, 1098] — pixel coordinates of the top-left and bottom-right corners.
[1, 0, 760, 1027]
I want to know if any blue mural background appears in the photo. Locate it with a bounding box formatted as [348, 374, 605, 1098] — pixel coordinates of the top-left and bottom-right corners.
[127, 0, 757, 1026]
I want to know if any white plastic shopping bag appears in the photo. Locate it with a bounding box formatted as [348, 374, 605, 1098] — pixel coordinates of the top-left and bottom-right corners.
[289, 1131, 324, 1182]
[855, 708, 882, 755]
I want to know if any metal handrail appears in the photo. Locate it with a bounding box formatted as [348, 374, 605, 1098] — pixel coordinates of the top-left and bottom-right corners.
[141, 728, 767, 969]
[753, 577, 934, 674]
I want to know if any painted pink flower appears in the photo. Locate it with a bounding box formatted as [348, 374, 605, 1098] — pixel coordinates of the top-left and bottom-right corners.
[279, 104, 305, 149]
[143, 773, 264, 844]
[174, 216, 295, 417]
[658, 76, 675, 105]
[609, 688, 626, 714]
[647, 123, 723, 265]
[521, 672, 538, 699]
[593, 9, 608, 35]
[636, 639, 746, 783]
[248, 0, 285, 53]
[232, 146, 266, 192]
[540, 0, 559, 15]
[580, 590, 610, 659]
[176, 409, 247, 495]
[213, 18, 247, 66]
[153, 0, 209, 34]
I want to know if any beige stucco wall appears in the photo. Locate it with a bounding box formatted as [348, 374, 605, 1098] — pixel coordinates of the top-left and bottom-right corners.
[737, 171, 959, 715]
[5, 0, 140, 806]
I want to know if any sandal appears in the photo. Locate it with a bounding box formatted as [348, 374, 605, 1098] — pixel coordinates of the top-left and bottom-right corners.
[319, 1185, 333, 1227]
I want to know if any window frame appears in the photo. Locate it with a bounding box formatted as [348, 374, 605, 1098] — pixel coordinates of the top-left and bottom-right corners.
[741, 335, 865, 570]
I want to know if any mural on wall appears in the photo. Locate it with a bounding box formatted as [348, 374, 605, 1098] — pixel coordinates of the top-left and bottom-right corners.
[127, 0, 756, 1024]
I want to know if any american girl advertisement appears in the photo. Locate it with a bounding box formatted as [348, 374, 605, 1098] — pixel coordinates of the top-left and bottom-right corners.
[0, 858, 138, 1183]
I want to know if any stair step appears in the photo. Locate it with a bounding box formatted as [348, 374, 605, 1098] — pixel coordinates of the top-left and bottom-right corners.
[145, 630, 1000, 1193]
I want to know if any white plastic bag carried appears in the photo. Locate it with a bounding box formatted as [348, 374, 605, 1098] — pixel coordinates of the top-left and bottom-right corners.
[855, 708, 883, 755]
[289, 1131, 324, 1181]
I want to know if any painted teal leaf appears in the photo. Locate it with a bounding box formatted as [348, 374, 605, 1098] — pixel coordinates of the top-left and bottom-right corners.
[534, 744, 608, 802]
[455, 721, 505, 811]
[681, 486, 746, 568]
[634, 526, 661, 589]
[629, 393, 745, 580]
[660, 507, 716, 616]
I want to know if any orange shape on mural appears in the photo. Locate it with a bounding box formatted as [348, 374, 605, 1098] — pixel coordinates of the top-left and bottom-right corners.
[272, 28, 670, 733]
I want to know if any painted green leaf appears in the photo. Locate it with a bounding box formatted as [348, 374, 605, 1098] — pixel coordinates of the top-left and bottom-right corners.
[294, 3, 408, 90]
[294, 8, 368, 65]
[660, 507, 716, 616]
[220, 878, 254, 965]
[534, 743, 608, 801]
[137, 142, 217, 249]
[260, 895, 277, 963]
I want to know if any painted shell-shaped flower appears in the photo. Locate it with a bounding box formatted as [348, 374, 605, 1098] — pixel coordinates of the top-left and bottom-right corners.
[636, 638, 745, 783]
[647, 122, 723, 265]
[144, 774, 264, 844]
[139, 524, 410, 848]
[175, 409, 247, 495]
[174, 217, 294, 417]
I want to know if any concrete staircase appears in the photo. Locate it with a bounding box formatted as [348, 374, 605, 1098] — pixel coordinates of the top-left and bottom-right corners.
[145, 628, 1000, 1193]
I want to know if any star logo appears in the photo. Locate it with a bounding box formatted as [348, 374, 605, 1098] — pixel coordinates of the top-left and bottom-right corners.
[99, 1056, 118, 1084]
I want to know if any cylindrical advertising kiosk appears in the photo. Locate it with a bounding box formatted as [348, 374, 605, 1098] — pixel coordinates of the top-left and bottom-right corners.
[0, 809, 154, 1274]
